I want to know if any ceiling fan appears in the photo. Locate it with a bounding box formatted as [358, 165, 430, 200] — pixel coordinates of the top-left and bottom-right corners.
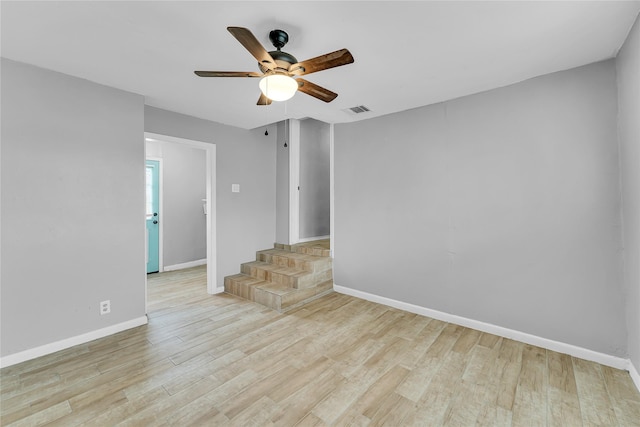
[194, 27, 354, 105]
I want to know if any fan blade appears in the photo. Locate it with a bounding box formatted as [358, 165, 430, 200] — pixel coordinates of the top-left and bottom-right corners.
[297, 79, 338, 103]
[288, 49, 354, 76]
[257, 93, 272, 105]
[227, 26, 276, 70]
[194, 71, 262, 77]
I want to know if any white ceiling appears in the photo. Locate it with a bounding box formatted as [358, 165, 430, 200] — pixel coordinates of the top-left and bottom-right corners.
[2, 1, 639, 130]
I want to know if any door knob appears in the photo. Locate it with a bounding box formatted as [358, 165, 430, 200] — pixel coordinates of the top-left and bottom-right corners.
[153, 220, 158, 224]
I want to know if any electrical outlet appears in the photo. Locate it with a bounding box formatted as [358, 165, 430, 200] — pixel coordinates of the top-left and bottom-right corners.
[100, 300, 111, 315]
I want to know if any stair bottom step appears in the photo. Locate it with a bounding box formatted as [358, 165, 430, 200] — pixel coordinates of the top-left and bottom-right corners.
[255, 280, 334, 313]
[223, 274, 266, 301]
[224, 275, 333, 313]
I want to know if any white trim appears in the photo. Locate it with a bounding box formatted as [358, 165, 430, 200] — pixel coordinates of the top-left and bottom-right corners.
[629, 360, 640, 393]
[214, 286, 225, 294]
[0, 316, 148, 368]
[288, 119, 300, 245]
[329, 123, 335, 258]
[205, 146, 217, 294]
[163, 258, 207, 272]
[144, 132, 217, 295]
[297, 235, 330, 243]
[334, 284, 631, 371]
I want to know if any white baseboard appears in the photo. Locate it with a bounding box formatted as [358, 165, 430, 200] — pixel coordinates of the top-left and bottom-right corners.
[629, 360, 640, 392]
[213, 286, 225, 295]
[0, 316, 148, 369]
[297, 235, 330, 243]
[163, 258, 207, 272]
[334, 284, 632, 373]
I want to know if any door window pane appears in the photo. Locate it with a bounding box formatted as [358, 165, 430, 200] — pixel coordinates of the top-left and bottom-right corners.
[146, 166, 154, 217]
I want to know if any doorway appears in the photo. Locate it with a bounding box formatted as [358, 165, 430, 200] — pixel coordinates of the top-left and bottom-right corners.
[144, 132, 217, 309]
[145, 159, 161, 273]
[285, 119, 333, 253]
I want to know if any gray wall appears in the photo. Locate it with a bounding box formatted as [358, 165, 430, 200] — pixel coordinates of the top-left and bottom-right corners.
[1, 61, 278, 359]
[335, 60, 626, 357]
[1, 59, 146, 357]
[144, 107, 276, 288]
[617, 14, 640, 370]
[299, 119, 330, 239]
[146, 141, 207, 267]
[275, 120, 289, 244]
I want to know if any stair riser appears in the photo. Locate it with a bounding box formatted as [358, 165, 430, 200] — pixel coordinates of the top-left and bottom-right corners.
[280, 280, 333, 308]
[241, 265, 295, 287]
[240, 264, 332, 289]
[294, 247, 330, 257]
[224, 277, 256, 301]
[254, 280, 334, 312]
[295, 269, 333, 289]
[257, 253, 331, 273]
[225, 275, 334, 312]
[253, 288, 282, 311]
[273, 243, 331, 258]
[274, 243, 292, 252]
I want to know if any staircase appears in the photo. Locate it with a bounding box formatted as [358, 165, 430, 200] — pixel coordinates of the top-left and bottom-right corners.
[224, 240, 333, 312]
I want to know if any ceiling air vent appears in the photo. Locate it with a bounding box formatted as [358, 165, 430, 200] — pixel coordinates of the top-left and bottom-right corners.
[349, 105, 370, 114]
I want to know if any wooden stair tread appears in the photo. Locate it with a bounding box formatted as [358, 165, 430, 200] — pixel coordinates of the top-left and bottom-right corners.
[225, 273, 268, 286]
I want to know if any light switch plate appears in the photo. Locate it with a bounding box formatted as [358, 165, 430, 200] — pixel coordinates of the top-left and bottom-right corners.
[232, 184, 240, 193]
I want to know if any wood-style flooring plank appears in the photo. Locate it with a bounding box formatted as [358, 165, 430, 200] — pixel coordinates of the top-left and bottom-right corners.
[602, 365, 640, 425]
[574, 357, 620, 426]
[270, 368, 344, 426]
[511, 344, 549, 425]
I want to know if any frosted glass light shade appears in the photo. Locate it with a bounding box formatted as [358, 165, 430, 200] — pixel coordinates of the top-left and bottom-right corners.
[259, 75, 298, 101]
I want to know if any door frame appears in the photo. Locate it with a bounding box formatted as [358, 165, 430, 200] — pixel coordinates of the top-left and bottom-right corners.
[288, 119, 301, 245]
[144, 132, 217, 297]
[145, 157, 164, 273]
[329, 123, 335, 258]
[287, 119, 334, 256]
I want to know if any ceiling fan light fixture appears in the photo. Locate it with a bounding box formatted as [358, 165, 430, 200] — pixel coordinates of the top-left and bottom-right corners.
[259, 74, 298, 102]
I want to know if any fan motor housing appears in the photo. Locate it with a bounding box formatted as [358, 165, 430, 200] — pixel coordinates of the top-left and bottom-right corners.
[257, 29, 298, 73]
[259, 50, 297, 73]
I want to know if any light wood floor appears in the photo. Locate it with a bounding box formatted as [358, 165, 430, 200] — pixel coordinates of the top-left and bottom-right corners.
[2, 266, 640, 426]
